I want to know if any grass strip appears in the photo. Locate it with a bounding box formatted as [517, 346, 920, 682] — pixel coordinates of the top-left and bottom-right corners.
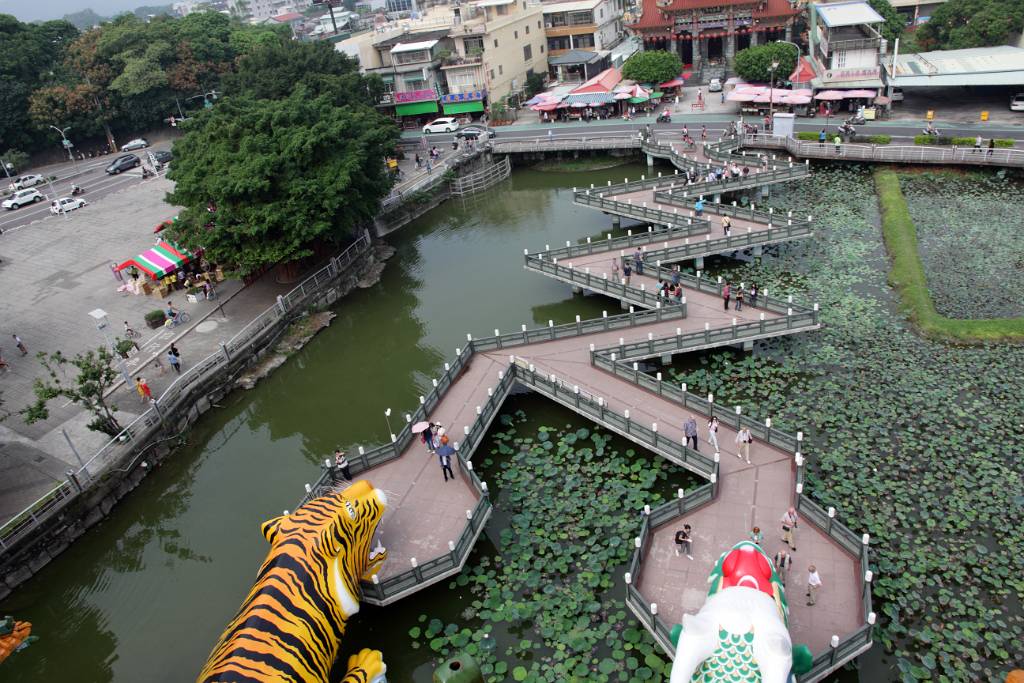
[873, 167, 1024, 342]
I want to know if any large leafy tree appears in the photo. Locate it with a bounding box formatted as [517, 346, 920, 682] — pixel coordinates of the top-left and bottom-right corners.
[166, 85, 397, 274]
[867, 0, 905, 43]
[0, 15, 79, 153]
[733, 42, 798, 83]
[23, 347, 124, 436]
[621, 50, 683, 84]
[916, 0, 1024, 50]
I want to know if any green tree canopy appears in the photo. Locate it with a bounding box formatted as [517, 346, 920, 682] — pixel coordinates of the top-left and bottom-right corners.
[621, 50, 683, 84]
[0, 15, 79, 152]
[732, 42, 798, 84]
[916, 0, 1024, 50]
[166, 85, 397, 274]
[867, 0, 905, 43]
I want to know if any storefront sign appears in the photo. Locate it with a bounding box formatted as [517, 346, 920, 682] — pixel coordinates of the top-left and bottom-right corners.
[394, 89, 437, 103]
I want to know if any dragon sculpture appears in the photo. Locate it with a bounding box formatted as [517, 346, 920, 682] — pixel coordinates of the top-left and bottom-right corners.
[669, 541, 812, 683]
[199, 480, 388, 683]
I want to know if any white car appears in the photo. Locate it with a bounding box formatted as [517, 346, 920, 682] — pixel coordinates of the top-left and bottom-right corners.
[121, 138, 149, 151]
[890, 87, 904, 102]
[708, 78, 722, 92]
[50, 197, 87, 214]
[423, 117, 459, 134]
[1011, 93, 1024, 112]
[2, 188, 45, 210]
[10, 174, 45, 190]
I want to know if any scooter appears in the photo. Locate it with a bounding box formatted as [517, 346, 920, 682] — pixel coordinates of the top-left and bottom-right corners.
[70, 185, 85, 196]
[845, 114, 865, 126]
[838, 123, 857, 138]
[657, 111, 672, 124]
[921, 126, 941, 136]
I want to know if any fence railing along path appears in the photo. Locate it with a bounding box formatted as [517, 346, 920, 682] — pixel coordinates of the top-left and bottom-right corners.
[742, 132, 1024, 168]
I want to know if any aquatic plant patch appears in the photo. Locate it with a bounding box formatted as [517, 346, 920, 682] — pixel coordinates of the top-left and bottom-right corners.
[895, 169, 1024, 320]
[408, 414, 691, 682]
[874, 169, 1024, 340]
[669, 165, 1024, 682]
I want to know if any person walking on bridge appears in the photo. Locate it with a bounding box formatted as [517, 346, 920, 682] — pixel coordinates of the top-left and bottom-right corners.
[623, 262, 632, 286]
[633, 248, 644, 275]
[611, 257, 620, 281]
[707, 416, 720, 452]
[695, 198, 704, 217]
[722, 281, 731, 310]
[675, 524, 693, 559]
[774, 548, 793, 585]
[684, 415, 699, 451]
[781, 506, 799, 551]
[735, 426, 752, 463]
[806, 565, 822, 606]
[722, 215, 731, 236]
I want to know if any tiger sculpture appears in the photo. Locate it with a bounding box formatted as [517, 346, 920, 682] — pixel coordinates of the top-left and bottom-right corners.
[199, 480, 389, 683]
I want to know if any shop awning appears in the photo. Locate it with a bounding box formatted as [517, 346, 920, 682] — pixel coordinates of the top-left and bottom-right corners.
[117, 241, 194, 280]
[442, 100, 485, 114]
[395, 101, 439, 116]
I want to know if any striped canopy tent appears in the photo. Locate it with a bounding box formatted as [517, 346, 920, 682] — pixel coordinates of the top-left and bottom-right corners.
[117, 241, 195, 280]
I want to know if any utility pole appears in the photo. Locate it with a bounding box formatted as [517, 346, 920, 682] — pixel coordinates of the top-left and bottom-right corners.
[318, 0, 339, 33]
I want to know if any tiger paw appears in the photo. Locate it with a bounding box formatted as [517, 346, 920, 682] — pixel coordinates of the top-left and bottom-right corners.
[342, 648, 387, 683]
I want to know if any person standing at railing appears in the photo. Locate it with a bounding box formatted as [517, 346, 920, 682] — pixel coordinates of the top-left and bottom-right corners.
[671, 265, 681, 287]
[334, 448, 351, 481]
[684, 415, 699, 451]
[622, 262, 632, 286]
[633, 247, 645, 275]
[695, 198, 704, 217]
[988, 138, 995, 157]
[673, 283, 683, 305]
[749, 283, 759, 308]
[974, 135, 982, 153]
[735, 288, 744, 311]
[834, 135, 842, 154]
[722, 281, 731, 310]
[611, 257, 620, 281]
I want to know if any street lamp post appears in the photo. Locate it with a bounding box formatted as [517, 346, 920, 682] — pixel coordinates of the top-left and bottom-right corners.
[50, 124, 78, 173]
[768, 59, 780, 132]
[384, 408, 394, 440]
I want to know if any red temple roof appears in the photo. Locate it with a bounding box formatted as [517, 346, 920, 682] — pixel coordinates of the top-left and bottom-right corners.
[630, 0, 798, 31]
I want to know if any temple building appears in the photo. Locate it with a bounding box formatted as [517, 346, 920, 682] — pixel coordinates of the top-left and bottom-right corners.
[627, 0, 801, 81]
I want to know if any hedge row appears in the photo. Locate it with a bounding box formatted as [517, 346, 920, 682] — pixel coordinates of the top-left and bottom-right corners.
[795, 132, 891, 144]
[912, 135, 1015, 147]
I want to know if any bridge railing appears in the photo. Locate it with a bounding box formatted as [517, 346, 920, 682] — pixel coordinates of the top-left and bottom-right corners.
[573, 191, 700, 227]
[513, 361, 718, 479]
[650, 162, 810, 206]
[524, 254, 682, 310]
[490, 134, 640, 154]
[533, 219, 712, 261]
[742, 133, 1024, 168]
[635, 222, 815, 266]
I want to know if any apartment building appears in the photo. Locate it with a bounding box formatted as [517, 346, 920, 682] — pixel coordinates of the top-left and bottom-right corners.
[542, 0, 622, 55]
[338, 1, 548, 121]
[808, 0, 887, 94]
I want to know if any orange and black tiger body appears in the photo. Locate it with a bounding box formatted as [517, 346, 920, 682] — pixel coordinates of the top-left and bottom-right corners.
[199, 481, 387, 682]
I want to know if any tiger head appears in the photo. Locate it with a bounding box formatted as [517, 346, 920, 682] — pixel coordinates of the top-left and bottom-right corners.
[260, 480, 388, 618]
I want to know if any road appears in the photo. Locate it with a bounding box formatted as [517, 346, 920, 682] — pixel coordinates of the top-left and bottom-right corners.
[402, 118, 1024, 147]
[0, 150, 170, 235]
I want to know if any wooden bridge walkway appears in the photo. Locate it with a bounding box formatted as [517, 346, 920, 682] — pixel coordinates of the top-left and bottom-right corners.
[294, 141, 872, 681]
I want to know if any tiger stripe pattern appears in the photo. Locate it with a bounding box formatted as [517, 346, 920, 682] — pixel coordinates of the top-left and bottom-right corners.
[199, 480, 388, 682]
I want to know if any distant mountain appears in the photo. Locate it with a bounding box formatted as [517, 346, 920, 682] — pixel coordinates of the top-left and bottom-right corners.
[62, 4, 174, 28]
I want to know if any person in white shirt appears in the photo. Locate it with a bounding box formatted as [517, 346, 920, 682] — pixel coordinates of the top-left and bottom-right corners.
[735, 427, 753, 463]
[806, 565, 822, 605]
[707, 416, 720, 453]
[781, 507, 798, 551]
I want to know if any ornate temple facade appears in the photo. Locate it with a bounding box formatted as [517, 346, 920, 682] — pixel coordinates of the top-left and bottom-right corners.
[627, 0, 800, 81]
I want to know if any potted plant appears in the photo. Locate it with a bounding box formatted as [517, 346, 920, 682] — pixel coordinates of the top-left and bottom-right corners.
[145, 309, 167, 329]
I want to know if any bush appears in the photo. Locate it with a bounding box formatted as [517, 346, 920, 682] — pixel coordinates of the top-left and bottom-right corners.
[796, 131, 819, 141]
[145, 309, 167, 328]
[852, 134, 891, 145]
[913, 135, 1014, 147]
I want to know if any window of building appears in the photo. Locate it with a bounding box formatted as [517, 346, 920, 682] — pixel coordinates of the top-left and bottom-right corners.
[599, 8, 603, 17]
[496, 3, 508, 14]
[834, 49, 847, 68]
[573, 33, 595, 48]
[499, 64, 503, 75]
[514, 30, 518, 39]
[464, 37, 484, 53]
[526, 23, 530, 34]
[522, 1, 526, 8]
[568, 10, 592, 25]
[547, 12, 566, 27]
[537, 19, 541, 28]
[403, 77, 426, 90]
[524, 44, 532, 60]
[393, 49, 431, 65]
[548, 36, 570, 51]
[494, 38, 499, 48]
[540, 44, 544, 53]
[490, 68, 495, 79]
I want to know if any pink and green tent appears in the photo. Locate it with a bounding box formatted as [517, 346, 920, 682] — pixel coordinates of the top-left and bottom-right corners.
[117, 241, 194, 280]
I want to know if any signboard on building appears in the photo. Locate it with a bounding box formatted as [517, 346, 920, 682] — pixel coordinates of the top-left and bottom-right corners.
[440, 90, 487, 103]
[394, 89, 437, 103]
[824, 66, 880, 82]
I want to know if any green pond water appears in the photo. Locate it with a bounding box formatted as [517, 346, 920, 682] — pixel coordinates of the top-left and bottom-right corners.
[2, 161, 875, 682]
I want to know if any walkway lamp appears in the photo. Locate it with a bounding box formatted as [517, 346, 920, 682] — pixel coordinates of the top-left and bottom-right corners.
[768, 59, 780, 129]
